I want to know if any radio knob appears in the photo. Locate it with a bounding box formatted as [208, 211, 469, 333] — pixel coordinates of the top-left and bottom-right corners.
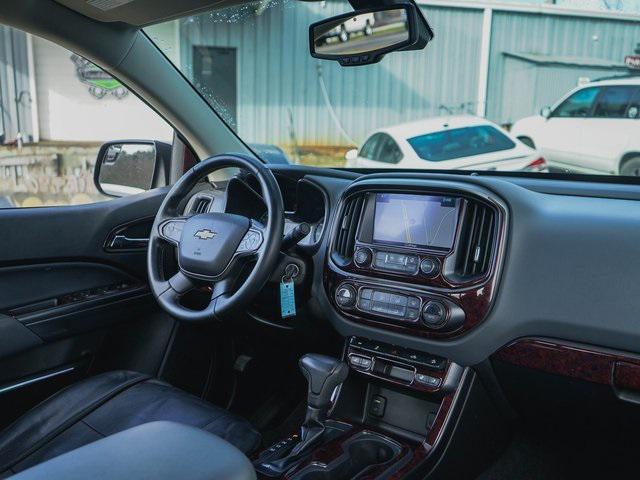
[420, 258, 439, 277]
[335, 284, 357, 309]
[422, 301, 448, 327]
[353, 248, 372, 267]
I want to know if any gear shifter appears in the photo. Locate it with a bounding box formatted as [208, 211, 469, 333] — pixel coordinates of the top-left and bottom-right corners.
[293, 354, 349, 453]
[257, 354, 348, 475]
[300, 353, 349, 417]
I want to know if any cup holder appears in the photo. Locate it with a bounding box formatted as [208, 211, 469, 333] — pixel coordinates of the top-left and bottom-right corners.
[292, 431, 402, 480]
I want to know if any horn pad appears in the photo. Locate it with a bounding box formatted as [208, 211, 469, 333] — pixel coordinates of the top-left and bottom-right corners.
[178, 213, 250, 278]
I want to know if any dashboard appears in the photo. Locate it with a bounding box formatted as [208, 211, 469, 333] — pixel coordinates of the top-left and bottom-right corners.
[180, 165, 640, 370]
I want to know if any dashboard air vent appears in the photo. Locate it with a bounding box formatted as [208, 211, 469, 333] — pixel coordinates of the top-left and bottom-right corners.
[455, 200, 495, 279]
[333, 195, 365, 261]
[192, 196, 211, 215]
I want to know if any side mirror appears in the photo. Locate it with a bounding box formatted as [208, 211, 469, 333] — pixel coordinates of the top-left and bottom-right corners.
[540, 106, 552, 119]
[94, 140, 171, 197]
[310, 2, 433, 66]
[345, 148, 358, 161]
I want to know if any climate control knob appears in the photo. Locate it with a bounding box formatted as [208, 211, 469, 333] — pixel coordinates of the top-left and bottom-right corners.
[422, 300, 448, 328]
[353, 248, 372, 268]
[335, 284, 357, 309]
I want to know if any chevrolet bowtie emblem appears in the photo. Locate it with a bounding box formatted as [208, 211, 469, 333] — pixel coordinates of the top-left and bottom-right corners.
[194, 229, 217, 240]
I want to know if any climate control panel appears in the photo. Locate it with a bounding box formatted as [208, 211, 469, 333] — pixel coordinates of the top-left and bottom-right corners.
[335, 282, 464, 332]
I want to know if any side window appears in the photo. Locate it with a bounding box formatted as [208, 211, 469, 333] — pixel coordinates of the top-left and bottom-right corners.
[0, 26, 173, 209]
[627, 89, 640, 119]
[359, 133, 384, 160]
[553, 87, 599, 118]
[377, 134, 403, 164]
[593, 86, 638, 118]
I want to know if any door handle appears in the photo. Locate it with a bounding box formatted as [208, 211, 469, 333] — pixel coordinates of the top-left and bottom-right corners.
[107, 234, 149, 251]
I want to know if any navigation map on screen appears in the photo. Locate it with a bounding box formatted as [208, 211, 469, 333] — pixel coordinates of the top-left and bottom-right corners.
[373, 193, 460, 249]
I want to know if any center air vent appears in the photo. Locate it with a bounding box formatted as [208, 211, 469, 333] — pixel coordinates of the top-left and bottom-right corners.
[332, 195, 365, 263]
[191, 196, 212, 215]
[453, 200, 496, 280]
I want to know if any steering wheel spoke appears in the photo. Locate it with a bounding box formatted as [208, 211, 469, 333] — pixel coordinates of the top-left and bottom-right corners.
[158, 218, 187, 246]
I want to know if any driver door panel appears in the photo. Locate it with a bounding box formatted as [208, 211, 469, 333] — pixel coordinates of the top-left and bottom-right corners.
[0, 188, 171, 421]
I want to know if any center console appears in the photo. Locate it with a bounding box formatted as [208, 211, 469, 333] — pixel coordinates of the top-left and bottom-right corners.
[325, 184, 506, 338]
[253, 346, 466, 480]
[253, 340, 504, 480]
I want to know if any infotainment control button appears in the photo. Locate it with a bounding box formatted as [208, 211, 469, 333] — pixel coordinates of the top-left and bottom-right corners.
[373, 251, 419, 275]
[420, 258, 439, 277]
[353, 248, 372, 267]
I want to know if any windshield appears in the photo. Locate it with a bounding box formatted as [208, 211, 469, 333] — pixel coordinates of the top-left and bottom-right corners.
[145, 0, 640, 177]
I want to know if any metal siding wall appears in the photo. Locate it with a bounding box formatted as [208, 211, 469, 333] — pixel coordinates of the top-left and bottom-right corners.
[180, 3, 483, 145]
[0, 26, 33, 143]
[179, 4, 639, 144]
[486, 10, 640, 123]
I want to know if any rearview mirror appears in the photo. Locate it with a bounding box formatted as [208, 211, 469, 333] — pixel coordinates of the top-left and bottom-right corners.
[94, 140, 171, 197]
[310, 2, 433, 66]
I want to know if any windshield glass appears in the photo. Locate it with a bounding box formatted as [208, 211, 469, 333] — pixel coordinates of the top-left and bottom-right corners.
[145, 0, 640, 177]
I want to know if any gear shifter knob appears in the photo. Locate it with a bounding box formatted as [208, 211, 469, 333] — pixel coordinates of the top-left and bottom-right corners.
[299, 354, 348, 410]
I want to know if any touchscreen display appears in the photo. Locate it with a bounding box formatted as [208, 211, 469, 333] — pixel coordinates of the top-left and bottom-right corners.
[373, 193, 460, 249]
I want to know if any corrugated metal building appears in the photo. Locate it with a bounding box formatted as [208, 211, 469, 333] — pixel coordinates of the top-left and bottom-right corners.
[0, 1, 639, 145]
[486, 6, 637, 123]
[0, 25, 36, 144]
[176, 0, 640, 145]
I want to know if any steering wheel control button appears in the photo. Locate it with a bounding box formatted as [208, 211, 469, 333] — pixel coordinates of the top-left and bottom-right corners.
[422, 301, 448, 327]
[415, 373, 441, 388]
[353, 248, 372, 267]
[237, 228, 263, 253]
[420, 257, 440, 277]
[335, 284, 357, 308]
[161, 221, 185, 244]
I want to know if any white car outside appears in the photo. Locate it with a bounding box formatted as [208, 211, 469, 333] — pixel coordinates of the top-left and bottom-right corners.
[329, 14, 375, 42]
[510, 77, 640, 175]
[345, 115, 546, 172]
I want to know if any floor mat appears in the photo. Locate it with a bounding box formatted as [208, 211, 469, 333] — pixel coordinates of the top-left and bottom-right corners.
[476, 431, 564, 480]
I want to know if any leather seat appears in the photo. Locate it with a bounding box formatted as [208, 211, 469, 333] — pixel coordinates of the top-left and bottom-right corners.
[0, 371, 261, 477]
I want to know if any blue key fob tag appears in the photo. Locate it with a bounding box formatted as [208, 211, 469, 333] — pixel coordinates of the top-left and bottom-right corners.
[280, 279, 296, 318]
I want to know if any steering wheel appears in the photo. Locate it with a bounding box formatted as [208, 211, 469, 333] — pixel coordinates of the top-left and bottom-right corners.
[147, 154, 284, 322]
